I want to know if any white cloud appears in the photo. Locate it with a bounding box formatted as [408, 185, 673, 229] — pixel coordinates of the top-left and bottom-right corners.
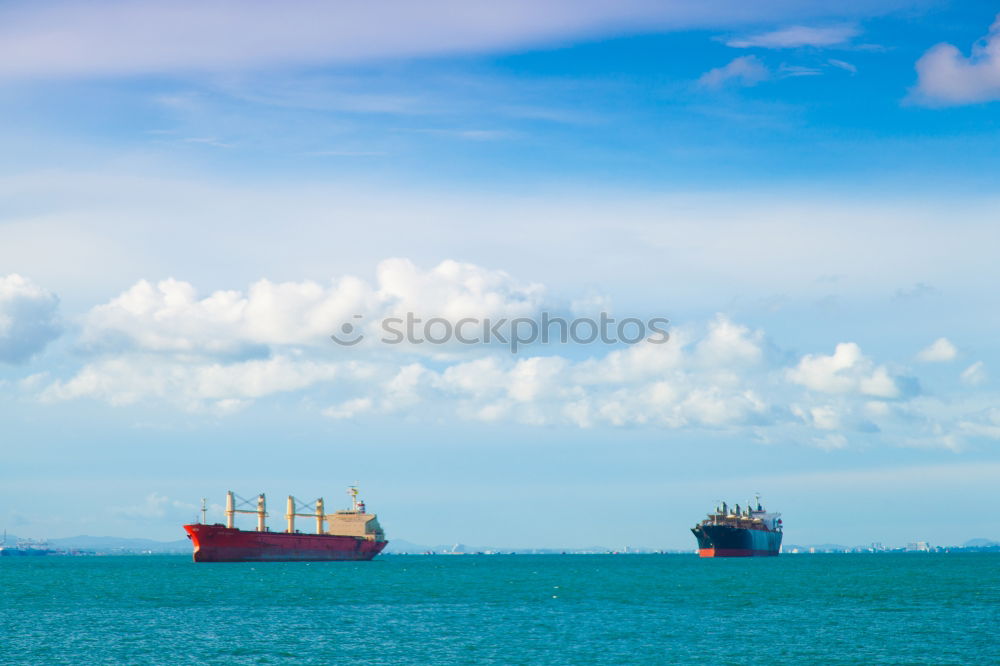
[912, 14, 1000, 106]
[81, 275, 373, 355]
[0, 1, 903, 78]
[40, 355, 369, 411]
[323, 397, 375, 420]
[787, 342, 907, 398]
[0, 274, 61, 363]
[80, 259, 543, 356]
[344, 315, 775, 430]
[698, 56, 769, 89]
[960, 361, 987, 386]
[916, 337, 957, 363]
[25, 263, 992, 452]
[727, 24, 858, 49]
[376, 258, 543, 322]
[693, 314, 765, 367]
[809, 405, 842, 430]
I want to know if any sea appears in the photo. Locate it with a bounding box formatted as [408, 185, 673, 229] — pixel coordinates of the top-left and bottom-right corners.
[2, 553, 998, 664]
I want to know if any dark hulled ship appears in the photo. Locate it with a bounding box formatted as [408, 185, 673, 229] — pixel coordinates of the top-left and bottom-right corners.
[691, 498, 782, 557]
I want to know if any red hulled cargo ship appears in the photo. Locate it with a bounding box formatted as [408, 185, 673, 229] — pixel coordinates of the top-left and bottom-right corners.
[691, 498, 782, 557]
[184, 487, 388, 562]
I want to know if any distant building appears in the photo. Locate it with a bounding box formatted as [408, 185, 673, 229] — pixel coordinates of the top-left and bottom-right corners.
[905, 541, 930, 552]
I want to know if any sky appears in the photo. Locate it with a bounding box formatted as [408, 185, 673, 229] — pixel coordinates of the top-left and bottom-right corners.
[2, 0, 1000, 550]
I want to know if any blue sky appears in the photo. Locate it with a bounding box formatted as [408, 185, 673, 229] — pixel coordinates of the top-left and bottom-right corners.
[3, 0, 1000, 549]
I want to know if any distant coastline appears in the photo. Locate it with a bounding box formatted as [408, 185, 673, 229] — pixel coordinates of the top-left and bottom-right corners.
[4, 534, 999, 557]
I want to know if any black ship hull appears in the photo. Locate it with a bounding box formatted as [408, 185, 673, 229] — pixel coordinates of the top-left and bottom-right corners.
[692, 523, 781, 557]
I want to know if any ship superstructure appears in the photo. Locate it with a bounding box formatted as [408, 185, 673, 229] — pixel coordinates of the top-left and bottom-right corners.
[691, 497, 782, 557]
[184, 486, 387, 562]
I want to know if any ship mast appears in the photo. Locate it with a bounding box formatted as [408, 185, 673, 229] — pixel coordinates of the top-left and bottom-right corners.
[225, 491, 235, 528]
[315, 498, 325, 534]
[256, 494, 266, 532]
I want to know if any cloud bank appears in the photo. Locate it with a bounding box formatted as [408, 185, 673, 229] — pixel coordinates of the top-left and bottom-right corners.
[78, 259, 544, 356]
[0, 0, 914, 78]
[8, 259, 991, 451]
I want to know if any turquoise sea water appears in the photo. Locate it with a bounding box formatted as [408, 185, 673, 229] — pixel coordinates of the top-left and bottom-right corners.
[2, 553, 999, 664]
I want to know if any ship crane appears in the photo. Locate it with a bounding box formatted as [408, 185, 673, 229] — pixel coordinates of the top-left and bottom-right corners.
[225, 491, 269, 531]
[284, 496, 326, 534]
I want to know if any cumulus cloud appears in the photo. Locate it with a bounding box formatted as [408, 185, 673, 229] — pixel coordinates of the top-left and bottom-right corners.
[27, 262, 986, 451]
[787, 342, 910, 398]
[319, 315, 775, 430]
[0, 274, 61, 363]
[41, 354, 371, 412]
[80, 259, 543, 356]
[912, 14, 1000, 106]
[376, 258, 543, 321]
[81, 276, 372, 355]
[44, 259, 546, 411]
[916, 337, 957, 363]
[726, 24, 858, 49]
[698, 56, 770, 89]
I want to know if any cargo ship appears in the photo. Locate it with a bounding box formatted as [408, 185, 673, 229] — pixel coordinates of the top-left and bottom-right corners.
[691, 498, 782, 557]
[184, 486, 387, 562]
[0, 534, 58, 557]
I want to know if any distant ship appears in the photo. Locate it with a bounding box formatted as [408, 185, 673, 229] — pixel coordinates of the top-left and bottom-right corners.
[0, 533, 58, 557]
[691, 498, 782, 557]
[184, 486, 388, 562]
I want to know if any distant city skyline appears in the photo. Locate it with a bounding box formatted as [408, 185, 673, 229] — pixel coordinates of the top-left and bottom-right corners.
[2, 1, 1000, 549]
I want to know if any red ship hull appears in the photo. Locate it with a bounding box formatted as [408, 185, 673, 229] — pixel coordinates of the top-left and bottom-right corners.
[184, 524, 388, 562]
